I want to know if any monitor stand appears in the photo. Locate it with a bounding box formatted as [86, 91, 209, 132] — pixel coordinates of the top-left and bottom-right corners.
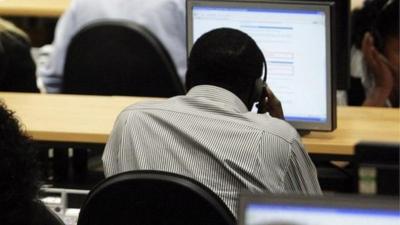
[297, 130, 311, 136]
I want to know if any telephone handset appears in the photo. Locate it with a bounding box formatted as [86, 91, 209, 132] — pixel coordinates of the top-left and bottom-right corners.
[256, 82, 267, 113]
[255, 58, 268, 113]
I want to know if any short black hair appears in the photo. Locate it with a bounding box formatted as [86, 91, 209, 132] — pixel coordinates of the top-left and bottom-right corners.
[0, 101, 40, 224]
[375, 0, 399, 41]
[351, 0, 399, 49]
[185, 28, 264, 103]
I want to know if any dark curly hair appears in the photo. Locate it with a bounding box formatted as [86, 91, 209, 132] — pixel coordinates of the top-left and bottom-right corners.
[0, 101, 40, 224]
[351, 0, 399, 50]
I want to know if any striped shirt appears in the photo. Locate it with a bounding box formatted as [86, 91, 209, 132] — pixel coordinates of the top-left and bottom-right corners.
[102, 85, 322, 216]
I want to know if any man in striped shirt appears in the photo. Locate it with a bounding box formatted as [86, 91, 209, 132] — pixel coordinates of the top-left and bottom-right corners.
[103, 28, 322, 217]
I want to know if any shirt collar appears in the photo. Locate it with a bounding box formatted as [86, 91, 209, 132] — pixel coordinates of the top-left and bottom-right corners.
[186, 85, 249, 113]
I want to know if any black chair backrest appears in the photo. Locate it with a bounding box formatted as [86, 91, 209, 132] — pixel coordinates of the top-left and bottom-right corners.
[77, 170, 236, 225]
[355, 141, 400, 196]
[62, 20, 185, 97]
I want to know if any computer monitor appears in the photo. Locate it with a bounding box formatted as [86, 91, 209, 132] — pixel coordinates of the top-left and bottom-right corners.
[187, 0, 336, 131]
[289, 0, 351, 90]
[239, 193, 400, 225]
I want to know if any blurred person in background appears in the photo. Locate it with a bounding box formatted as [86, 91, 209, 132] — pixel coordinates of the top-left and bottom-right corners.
[347, 0, 399, 107]
[36, 0, 186, 93]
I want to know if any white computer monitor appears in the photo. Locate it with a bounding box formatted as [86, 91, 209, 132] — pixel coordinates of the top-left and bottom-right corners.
[187, 0, 337, 132]
[239, 193, 400, 225]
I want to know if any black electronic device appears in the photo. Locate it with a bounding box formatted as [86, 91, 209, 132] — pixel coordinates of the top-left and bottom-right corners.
[254, 57, 267, 114]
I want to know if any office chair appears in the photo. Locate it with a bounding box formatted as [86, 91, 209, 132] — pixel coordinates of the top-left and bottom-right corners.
[0, 31, 39, 93]
[62, 20, 185, 97]
[77, 170, 236, 225]
[60, 20, 185, 184]
[355, 141, 400, 196]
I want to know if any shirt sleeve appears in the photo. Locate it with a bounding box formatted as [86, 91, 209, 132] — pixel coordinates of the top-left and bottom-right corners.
[102, 110, 129, 177]
[283, 138, 322, 194]
[36, 0, 79, 93]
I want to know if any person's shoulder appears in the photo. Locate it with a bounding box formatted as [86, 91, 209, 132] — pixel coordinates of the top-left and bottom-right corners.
[119, 96, 183, 115]
[113, 97, 182, 124]
[154, 0, 186, 11]
[119, 99, 163, 113]
[68, 0, 98, 13]
[249, 113, 300, 143]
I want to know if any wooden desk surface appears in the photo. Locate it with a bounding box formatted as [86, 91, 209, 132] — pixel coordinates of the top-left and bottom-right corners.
[351, 0, 364, 10]
[0, 0, 69, 17]
[0, 92, 156, 144]
[302, 107, 399, 155]
[1, 92, 399, 155]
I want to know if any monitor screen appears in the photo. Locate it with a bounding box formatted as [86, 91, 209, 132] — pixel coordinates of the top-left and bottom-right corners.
[187, 0, 336, 131]
[239, 194, 400, 225]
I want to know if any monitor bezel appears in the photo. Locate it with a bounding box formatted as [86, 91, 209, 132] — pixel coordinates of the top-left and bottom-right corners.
[186, 0, 337, 132]
[238, 193, 400, 225]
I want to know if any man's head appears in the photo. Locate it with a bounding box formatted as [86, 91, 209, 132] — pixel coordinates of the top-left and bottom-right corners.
[185, 28, 265, 109]
[352, 0, 399, 69]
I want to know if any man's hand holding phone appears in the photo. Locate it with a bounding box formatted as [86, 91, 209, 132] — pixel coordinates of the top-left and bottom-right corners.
[257, 86, 284, 119]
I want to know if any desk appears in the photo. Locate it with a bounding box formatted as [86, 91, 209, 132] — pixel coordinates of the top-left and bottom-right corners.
[0, 92, 157, 144]
[351, 0, 364, 10]
[302, 107, 399, 155]
[1, 92, 399, 155]
[0, 0, 69, 17]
